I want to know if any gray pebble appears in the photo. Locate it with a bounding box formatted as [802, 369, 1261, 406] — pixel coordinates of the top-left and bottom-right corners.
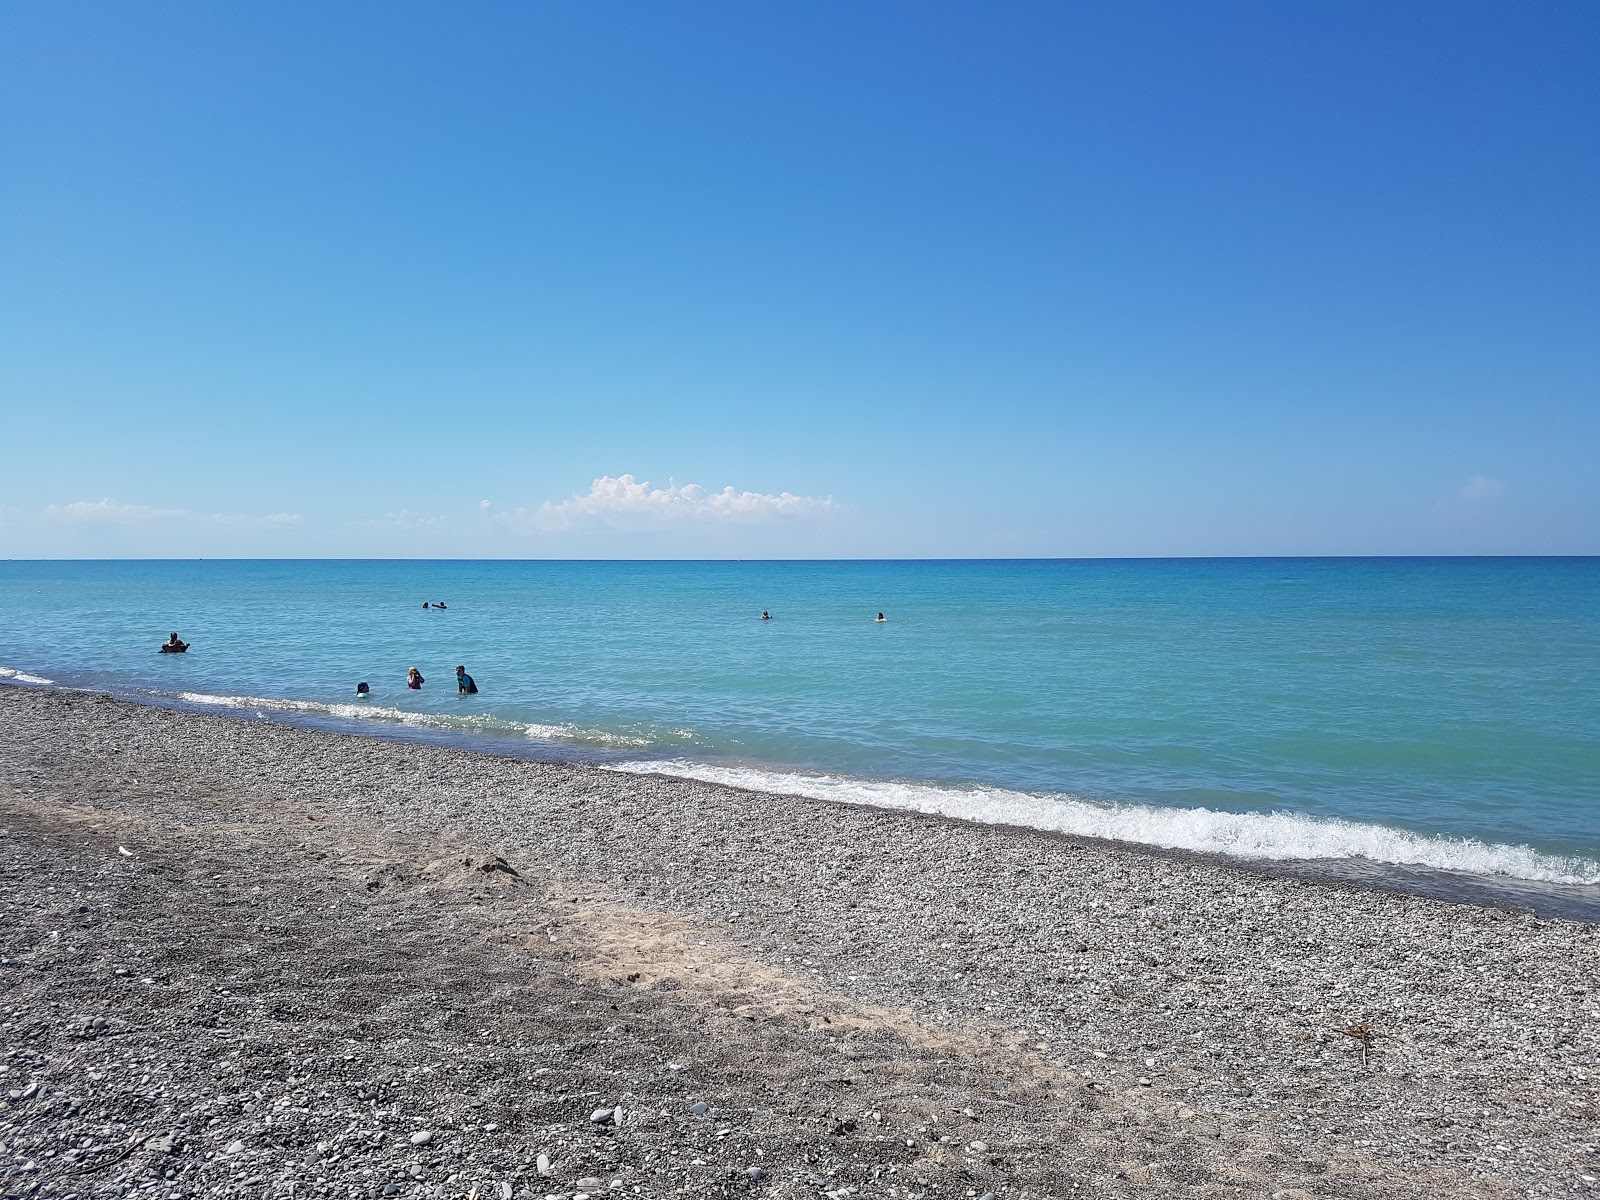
[689, 1101, 710, 1115]
[410, 1130, 434, 1145]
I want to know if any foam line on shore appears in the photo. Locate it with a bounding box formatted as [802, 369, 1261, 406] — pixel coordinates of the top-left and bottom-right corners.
[170, 690, 673, 750]
[0, 667, 54, 685]
[614, 758, 1600, 885]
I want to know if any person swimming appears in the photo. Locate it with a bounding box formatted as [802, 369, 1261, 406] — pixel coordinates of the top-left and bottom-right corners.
[407, 666, 424, 689]
[875, 612, 887, 622]
[356, 681, 371, 697]
[455, 665, 477, 694]
[761, 611, 771, 620]
[160, 632, 189, 653]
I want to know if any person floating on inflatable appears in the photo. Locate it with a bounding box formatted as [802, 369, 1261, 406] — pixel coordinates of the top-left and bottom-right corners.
[407, 666, 424, 690]
[456, 665, 477, 694]
[160, 632, 189, 653]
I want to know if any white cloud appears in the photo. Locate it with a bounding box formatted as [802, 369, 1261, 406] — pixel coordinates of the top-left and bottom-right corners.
[207, 511, 306, 527]
[381, 509, 445, 530]
[47, 498, 188, 523]
[520, 474, 834, 531]
[1458, 475, 1506, 503]
[45, 500, 307, 528]
[480, 499, 493, 511]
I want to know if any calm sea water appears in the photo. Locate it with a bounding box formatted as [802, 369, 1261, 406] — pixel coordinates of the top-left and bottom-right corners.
[3, 558, 1597, 911]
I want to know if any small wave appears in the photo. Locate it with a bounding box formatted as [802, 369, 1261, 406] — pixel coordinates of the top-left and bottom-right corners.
[613, 759, 1600, 886]
[170, 690, 664, 750]
[0, 666, 54, 685]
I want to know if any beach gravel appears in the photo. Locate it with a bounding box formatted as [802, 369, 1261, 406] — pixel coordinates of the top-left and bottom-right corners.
[1, 685, 1598, 1198]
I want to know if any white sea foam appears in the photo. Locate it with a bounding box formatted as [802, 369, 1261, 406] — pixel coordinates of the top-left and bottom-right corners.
[612, 759, 1600, 886]
[170, 691, 658, 749]
[0, 666, 54, 685]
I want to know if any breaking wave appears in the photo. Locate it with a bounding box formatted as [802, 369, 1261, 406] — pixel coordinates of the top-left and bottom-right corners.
[612, 759, 1600, 886]
[170, 690, 680, 751]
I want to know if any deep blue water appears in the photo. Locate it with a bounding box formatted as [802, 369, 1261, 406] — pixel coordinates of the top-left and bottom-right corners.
[3, 558, 1597, 905]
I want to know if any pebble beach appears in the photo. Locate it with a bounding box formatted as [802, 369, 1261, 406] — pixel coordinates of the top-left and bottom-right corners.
[2, 684, 1597, 1199]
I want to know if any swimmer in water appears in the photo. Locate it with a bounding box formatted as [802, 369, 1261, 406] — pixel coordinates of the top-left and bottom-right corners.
[160, 632, 189, 653]
[407, 666, 424, 690]
[356, 681, 370, 697]
[761, 611, 771, 620]
[875, 612, 887, 622]
[456, 665, 478, 694]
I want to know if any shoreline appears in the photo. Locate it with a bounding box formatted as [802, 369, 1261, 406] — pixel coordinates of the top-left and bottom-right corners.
[8, 675, 1599, 922]
[2, 685, 1597, 1198]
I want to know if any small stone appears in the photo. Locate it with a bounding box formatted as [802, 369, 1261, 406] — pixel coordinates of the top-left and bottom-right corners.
[484, 1123, 499, 1132]
[224, 1139, 245, 1155]
[689, 1101, 710, 1115]
[612, 1105, 624, 1126]
[745, 1167, 765, 1181]
[146, 1133, 175, 1154]
[575, 1180, 603, 1191]
[535, 1153, 552, 1176]
[470, 1099, 486, 1108]
[589, 1108, 613, 1124]
[967, 1140, 988, 1153]
[979, 1194, 998, 1200]
[499, 1184, 512, 1200]
[410, 1131, 434, 1146]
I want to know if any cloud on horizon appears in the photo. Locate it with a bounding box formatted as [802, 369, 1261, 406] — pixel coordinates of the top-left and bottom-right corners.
[501, 474, 835, 533]
[47, 498, 188, 523]
[43, 499, 305, 527]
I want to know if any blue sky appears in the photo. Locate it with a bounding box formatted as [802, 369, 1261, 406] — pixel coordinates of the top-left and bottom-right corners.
[2, 1, 1595, 558]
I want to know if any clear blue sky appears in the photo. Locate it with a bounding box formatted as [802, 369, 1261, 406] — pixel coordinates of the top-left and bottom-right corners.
[2, 1, 1595, 558]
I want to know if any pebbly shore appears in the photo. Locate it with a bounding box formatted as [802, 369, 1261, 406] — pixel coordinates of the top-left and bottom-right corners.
[1, 684, 1597, 1200]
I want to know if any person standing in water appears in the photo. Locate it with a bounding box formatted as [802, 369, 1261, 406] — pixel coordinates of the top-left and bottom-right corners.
[875, 612, 887, 622]
[455, 665, 477, 694]
[407, 666, 424, 689]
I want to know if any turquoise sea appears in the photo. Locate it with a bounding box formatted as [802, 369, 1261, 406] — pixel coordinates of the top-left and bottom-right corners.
[3, 558, 1598, 915]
